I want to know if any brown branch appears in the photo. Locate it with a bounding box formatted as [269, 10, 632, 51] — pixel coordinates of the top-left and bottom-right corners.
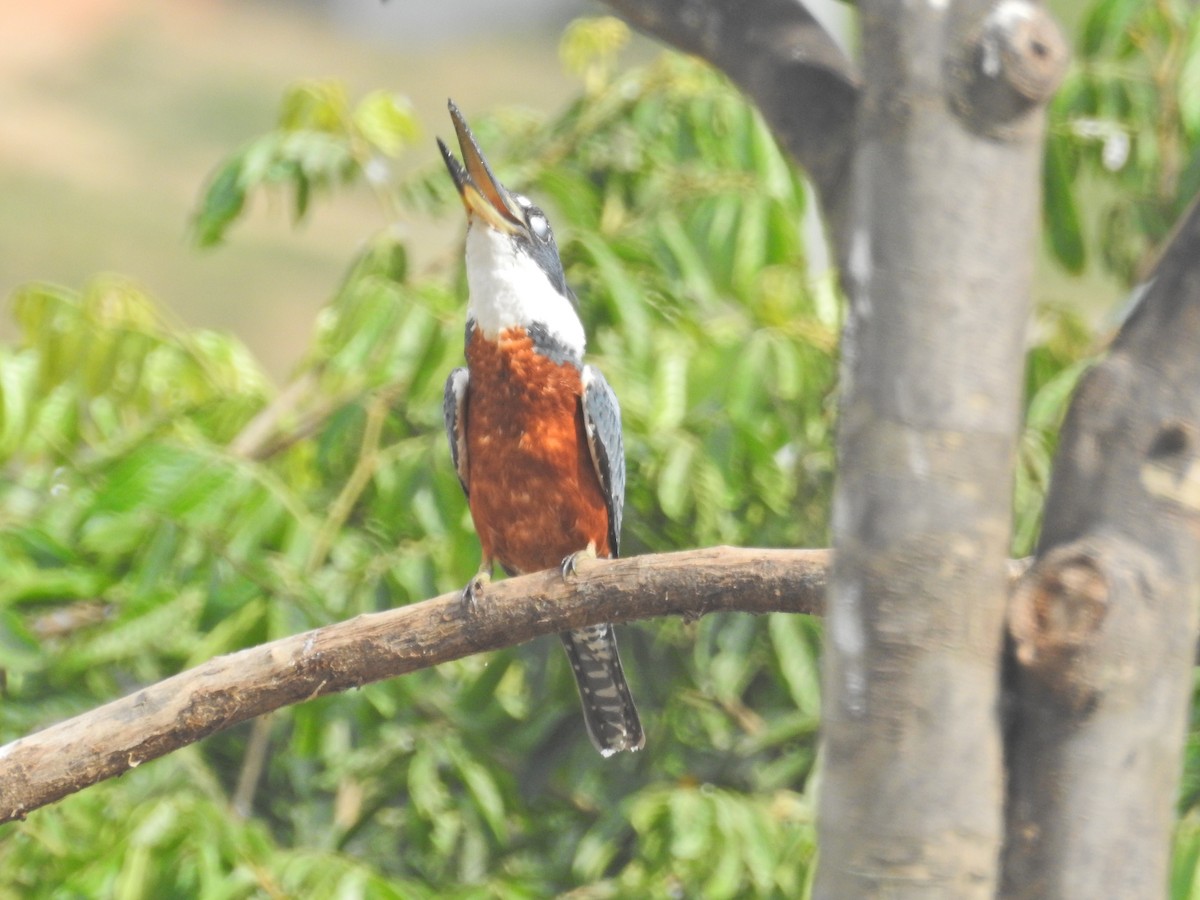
[601, 0, 860, 245]
[0, 549, 1033, 824]
[0, 547, 828, 825]
[1002, 195, 1200, 896]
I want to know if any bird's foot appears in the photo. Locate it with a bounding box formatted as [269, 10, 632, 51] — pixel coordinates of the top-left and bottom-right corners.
[561, 542, 598, 579]
[461, 569, 492, 615]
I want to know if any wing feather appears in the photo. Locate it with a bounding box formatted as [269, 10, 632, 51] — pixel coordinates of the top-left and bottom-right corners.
[443, 367, 470, 495]
[580, 366, 625, 557]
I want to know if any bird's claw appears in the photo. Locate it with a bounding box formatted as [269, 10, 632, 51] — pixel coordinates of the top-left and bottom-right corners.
[561, 544, 598, 580]
[461, 574, 488, 615]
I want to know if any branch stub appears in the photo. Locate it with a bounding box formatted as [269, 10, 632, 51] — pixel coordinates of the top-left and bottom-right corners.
[946, 0, 1068, 139]
[1009, 545, 1109, 710]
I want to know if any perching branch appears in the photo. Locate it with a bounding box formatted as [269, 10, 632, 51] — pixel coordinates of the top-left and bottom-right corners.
[0, 547, 1036, 825]
[0, 547, 827, 825]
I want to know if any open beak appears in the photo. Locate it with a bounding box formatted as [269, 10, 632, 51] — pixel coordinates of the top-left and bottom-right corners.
[438, 99, 525, 234]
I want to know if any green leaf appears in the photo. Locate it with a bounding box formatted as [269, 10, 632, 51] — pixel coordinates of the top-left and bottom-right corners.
[0, 609, 41, 674]
[728, 796, 776, 889]
[1043, 132, 1086, 273]
[559, 16, 630, 90]
[708, 794, 747, 898]
[769, 614, 822, 716]
[667, 789, 711, 860]
[572, 827, 619, 881]
[1172, 816, 1200, 900]
[1026, 359, 1091, 431]
[408, 745, 449, 817]
[354, 91, 421, 158]
[1180, 21, 1200, 136]
[279, 80, 351, 133]
[0, 349, 37, 458]
[650, 345, 688, 431]
[656, 209, 718, 305]
[731, 194, 768, 292]
[575, 233, 651, 356]
[537, 168, 601, 230]
[1081, 0, 1143, 58]
[192, 157, 247, 248]
[0, 566, 107, 607]
[88, 444, 205, 517]
[453, 755, 507, 842]
[185, 598, 266, 667]
[656, 439, 695, 519]
[457, 652, 513, 713]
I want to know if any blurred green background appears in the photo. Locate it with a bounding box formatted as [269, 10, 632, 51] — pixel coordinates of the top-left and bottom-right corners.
[0, 0, 1126, 381]
[0, 0, 597, 379]
[3, 0, 1200, 896]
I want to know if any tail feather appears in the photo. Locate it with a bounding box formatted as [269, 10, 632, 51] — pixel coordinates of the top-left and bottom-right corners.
[560, 624, 644, 756]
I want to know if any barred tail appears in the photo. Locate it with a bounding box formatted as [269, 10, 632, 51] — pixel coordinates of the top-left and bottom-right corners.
[560, 624, 644, 756]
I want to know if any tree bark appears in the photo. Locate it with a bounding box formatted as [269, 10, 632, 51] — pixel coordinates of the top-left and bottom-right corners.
[817, 1, 1066, 897]
[0, 547, 826, 825]
[1002, 198, 1200, 897]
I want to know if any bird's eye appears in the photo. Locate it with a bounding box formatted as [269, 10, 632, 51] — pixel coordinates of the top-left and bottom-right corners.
[529, 214, 550, 241]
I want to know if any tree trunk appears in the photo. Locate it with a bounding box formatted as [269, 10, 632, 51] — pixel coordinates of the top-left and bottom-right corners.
[817, 1, 1065, 896]
[1002, 197, 1200, 897]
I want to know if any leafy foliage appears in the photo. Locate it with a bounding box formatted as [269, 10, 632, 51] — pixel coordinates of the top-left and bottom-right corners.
[1045, 0, 1200, 283]
[1, 30, 840, 897]
[192, 81, 419, 246]
[0, 8, 1186, 897]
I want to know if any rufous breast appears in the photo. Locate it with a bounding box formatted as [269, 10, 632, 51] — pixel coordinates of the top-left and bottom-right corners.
[464, 325, 612, 574]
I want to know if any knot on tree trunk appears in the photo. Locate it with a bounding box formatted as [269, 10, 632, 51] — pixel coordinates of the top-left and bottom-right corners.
[946, 0, 1068, 139]
[1008, 536, 1180, 716]
[1141, 418, 1200, 513]
[1009, 542, 1109, 712]
[980, 0, 1068, 103]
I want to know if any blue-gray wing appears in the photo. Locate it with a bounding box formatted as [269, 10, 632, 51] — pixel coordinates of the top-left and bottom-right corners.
[581, 365, 625, 558]
[443, 367, 469, 496]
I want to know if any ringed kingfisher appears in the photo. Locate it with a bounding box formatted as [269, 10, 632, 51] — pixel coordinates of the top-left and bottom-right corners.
[438, 100, 644, 756]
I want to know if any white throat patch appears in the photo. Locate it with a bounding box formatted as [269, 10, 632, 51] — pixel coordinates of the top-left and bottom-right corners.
[465, 223, 586, 357]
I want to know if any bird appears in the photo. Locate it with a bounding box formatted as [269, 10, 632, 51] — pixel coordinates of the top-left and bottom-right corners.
[438, 99, 644, 756]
